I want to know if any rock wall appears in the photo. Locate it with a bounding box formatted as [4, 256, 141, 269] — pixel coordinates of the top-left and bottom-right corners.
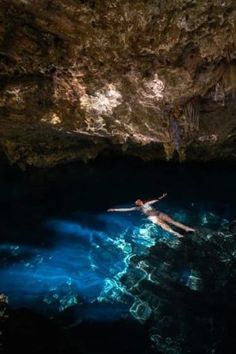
[0, 0, 236, 168]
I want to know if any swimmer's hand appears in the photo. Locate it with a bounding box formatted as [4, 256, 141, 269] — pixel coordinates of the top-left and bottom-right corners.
[107, 208, 115, 212]
[146, 193, 167, 205]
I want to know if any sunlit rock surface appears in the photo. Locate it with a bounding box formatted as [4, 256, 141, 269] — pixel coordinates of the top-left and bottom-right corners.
[0, 0, 236, 167]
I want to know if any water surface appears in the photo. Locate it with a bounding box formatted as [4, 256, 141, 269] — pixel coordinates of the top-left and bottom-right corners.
[1, 158, 236, 352]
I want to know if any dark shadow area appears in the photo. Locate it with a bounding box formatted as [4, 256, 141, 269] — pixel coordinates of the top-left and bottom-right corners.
[1, 155, 236, 246]
[3, 307, 155, 354]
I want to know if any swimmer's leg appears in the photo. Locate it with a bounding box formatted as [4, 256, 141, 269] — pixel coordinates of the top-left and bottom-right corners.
[149, 216, 184, 238]
[158, 221, 184, 238]
[159, 213, 195, 232]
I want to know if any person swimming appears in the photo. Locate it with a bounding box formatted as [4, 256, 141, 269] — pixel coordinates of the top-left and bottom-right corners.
[107, 193, 195, 238]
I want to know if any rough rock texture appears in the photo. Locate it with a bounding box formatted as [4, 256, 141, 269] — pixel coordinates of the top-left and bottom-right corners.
[0, 0, 236, 168]
[121, 221, 236, 354]
[0, 294, 8, 352]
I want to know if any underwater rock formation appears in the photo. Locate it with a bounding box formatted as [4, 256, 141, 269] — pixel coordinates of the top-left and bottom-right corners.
[2, 220, 236, 354]
[0, 294, 8, 352]
[121, 221, 236, 354]
[0, 0, 236, 167]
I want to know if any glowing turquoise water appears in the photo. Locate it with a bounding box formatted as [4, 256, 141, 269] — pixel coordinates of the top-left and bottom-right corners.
[1, 160, 236, 354]
[0, 202, 230, 322]
[0, 209, 158, 316]
[0, 159, 235, 332]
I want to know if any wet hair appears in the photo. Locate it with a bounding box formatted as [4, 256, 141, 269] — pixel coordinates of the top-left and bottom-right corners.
[135, 199, 143, 206]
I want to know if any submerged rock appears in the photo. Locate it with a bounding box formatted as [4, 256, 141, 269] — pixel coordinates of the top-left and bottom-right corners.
[0, 0, 236, 167]
[0, 293, 8, 352]
[121, 221, 236, 353]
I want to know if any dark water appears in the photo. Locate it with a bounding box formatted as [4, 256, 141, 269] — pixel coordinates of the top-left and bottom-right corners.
[1, 157, 236, 353]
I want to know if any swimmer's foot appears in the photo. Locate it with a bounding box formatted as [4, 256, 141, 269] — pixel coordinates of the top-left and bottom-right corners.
[185, 227, 195, 232]
[174, 232, 184, 239]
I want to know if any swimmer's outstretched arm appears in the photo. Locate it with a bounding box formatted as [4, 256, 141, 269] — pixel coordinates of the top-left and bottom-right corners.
[146, 193, 167, 205]
[107, 207, 138, 212]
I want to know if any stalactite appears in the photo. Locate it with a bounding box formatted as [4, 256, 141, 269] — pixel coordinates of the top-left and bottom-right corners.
[164, 104, 192, 162]
[178, 147, 186, 162]
[169, 116, 181, 151]
[223, 64, 236, 105]
[213, 82, 225, 105]
[164, 106, 185, 161]
[163, 142, 175, 160]
[183, 98, 199, 133]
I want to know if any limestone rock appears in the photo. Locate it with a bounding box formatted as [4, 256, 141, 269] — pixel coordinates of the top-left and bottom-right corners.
[0, 0, 236, 167]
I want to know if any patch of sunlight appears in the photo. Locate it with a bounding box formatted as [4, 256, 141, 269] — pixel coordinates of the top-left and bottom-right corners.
[80, 84, 122, 115]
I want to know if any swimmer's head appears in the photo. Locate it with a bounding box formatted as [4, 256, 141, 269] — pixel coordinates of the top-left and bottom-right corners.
[135, 199, 143, 206]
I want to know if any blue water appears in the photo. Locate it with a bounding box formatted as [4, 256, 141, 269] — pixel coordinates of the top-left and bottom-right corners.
[0, 159, 236, 327]
[0, 209, 160, 318]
